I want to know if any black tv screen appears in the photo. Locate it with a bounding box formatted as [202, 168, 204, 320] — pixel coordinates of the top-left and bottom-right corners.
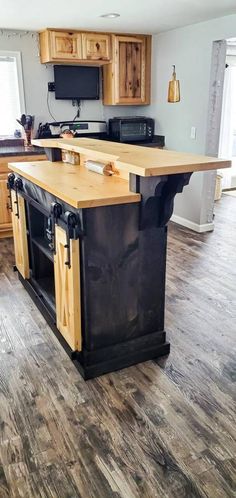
[54, 65, 100, 100]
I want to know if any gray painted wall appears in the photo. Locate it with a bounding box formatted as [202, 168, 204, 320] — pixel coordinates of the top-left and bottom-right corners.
[0, 31, 103, 130]
[137, 14, 236, 227]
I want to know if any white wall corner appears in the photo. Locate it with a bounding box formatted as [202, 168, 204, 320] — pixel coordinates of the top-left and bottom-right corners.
[170, 214, 214, 233]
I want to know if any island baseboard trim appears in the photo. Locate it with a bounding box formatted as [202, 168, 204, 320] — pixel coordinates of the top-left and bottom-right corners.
[18, 272, 170, 380]
[171, 214, 214, 233]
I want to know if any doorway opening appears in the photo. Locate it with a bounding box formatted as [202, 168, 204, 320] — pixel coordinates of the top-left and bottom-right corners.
[218, 38, 236, 196]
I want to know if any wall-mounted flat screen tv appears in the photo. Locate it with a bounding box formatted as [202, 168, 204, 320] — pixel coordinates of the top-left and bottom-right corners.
[54, 65, 100, 100]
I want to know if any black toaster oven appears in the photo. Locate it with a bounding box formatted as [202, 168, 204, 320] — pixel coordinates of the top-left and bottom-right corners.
[108, 117, 154, 143]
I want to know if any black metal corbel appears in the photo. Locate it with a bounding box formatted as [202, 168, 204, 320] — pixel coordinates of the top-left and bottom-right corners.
[129, 172, 192, 230]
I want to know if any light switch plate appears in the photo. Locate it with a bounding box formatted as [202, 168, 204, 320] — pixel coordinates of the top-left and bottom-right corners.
[190, 126, 196, 139]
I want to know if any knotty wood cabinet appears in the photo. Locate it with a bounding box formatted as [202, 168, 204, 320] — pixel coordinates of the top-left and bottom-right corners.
[81, 33, 111, 61]
[39, 29, 111, 64]
[103, 34, 151, 105]
[39, 29, 151, 104]
[54, 225, 82, 351]
[40, 30, 82, 62]
[11, 190, 29, 279]
[0, 155, 45, 238]
[49, 31, 82, 60]
[0, 172, 12, 237]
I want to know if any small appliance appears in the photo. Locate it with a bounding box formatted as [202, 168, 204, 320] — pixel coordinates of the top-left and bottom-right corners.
[37, 120, 107, 140]
[108, 116, 154, 143]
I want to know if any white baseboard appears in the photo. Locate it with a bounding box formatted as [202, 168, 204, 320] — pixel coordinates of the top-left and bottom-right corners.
[171, 214, 214, 233]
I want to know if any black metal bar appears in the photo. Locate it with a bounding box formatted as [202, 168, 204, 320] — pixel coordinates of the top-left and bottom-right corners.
[7, 173, 15, 212]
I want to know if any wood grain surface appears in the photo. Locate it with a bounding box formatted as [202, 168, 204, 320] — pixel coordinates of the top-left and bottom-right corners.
[32, 138, 231, 176]
[0, 194, 235, 497]
[8, 162, 141, 209]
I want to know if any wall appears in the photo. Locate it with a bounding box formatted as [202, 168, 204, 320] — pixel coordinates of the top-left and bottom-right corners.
[0, 30, 141, 134]
[138, 14, 236, 230]
[0, 30, 106, 130]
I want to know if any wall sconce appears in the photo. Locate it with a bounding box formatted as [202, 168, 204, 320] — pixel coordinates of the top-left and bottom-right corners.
[168, 65, 180, 103]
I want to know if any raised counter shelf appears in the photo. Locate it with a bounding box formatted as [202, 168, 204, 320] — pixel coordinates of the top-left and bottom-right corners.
[32, 138, 231, 177]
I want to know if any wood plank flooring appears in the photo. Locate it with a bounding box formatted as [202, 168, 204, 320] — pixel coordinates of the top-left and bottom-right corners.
[0, 194, 235, 498]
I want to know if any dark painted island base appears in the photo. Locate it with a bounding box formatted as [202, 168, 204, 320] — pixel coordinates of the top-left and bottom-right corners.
[10, 167, 192, 379]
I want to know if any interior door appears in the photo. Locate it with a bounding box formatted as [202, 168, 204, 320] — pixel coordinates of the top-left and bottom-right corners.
[11, 190, 29, 279]
[54, 225, 82, 351]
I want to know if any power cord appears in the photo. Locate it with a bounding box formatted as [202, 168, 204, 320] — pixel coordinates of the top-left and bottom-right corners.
[72, 99, 81, 121]
[47, 90, 57, 121]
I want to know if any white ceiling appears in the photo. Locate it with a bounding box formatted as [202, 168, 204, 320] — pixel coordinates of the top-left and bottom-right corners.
[0, 0, 236, 34]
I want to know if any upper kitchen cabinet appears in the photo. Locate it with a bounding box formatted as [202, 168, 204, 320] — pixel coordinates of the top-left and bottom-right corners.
[39, 29, 111, 65]
[81, 33, 111, 61]
[40, 30, 82, 62]
[103, 34, 151, 105]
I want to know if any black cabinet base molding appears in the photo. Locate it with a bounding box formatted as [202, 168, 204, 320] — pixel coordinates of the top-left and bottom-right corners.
[19, 273, 170, 379]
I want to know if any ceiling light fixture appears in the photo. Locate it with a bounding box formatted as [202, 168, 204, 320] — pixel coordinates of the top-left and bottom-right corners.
[100, 13, 120, 19]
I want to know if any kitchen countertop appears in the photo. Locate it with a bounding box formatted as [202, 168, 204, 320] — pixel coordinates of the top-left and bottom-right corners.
[32, 138, 231, 177]
[8, 160, 141, 208]
[9, 139, 231, 209]
[0, 146, 45, 157]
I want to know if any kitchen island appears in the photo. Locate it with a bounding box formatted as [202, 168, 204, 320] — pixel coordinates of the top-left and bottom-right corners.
[8, 139, 230, 379]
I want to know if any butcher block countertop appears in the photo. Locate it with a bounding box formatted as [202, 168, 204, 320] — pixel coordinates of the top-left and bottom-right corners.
[32, 138, 231, 177]
[8, 160, 141, 208]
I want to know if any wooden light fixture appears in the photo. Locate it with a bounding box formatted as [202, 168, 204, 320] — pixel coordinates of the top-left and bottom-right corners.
[168, 65, 180, 103]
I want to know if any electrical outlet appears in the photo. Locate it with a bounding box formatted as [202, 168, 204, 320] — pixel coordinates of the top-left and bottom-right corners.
[190, 126, 196, 139]
[48, 82, 55, 92]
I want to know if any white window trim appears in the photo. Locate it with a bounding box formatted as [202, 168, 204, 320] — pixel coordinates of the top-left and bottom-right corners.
[0, 50, 26, 117]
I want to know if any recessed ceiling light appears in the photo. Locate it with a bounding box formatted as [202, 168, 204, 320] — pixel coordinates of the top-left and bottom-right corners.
[100, 13, 120, 19]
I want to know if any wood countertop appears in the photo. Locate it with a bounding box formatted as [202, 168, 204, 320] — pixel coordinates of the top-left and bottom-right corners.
[8, 160, 141, 208]
[32, 138, 231, 177]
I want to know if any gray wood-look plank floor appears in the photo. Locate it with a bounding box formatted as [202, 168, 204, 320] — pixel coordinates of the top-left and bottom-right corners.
[0, 194, 235, 498]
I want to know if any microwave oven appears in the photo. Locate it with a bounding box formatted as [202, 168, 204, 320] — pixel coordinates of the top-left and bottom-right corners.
[108, 117, 155, 143]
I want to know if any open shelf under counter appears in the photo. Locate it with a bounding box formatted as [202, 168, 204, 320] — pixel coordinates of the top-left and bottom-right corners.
[31, 236, 54, 263]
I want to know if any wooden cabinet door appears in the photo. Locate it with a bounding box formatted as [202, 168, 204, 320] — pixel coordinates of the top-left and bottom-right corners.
[82, 33, 110, 61]
[54, 225, 82, 351]
[0, 173, 11, 232]
[11, 190, 29, 279]
[115, 36, 147, 104]
[103, 34, 151, 105]
[50, 31, 82, 60]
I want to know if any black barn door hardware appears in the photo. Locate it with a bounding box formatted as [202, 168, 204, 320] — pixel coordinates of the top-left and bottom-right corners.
[7, 173, 15, 212]
[13, 177, 23, 218]
[47, 202, 62, 252]
[64, 211, 78, 269]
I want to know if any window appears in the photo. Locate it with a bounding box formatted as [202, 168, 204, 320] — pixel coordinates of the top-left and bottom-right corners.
[0, 51, 25, 137]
